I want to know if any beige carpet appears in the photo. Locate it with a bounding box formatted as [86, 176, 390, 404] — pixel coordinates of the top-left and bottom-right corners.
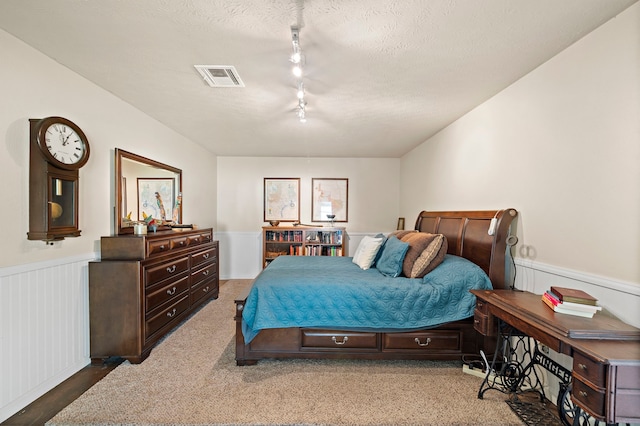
[47, 280, 524, 426]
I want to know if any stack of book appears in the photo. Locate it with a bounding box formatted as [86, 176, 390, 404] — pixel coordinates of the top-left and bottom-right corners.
[541, 286, 602, 318]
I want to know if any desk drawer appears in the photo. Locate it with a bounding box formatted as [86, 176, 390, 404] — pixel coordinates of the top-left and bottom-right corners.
[301, 329, 378, 350]
[572, 377, 606, 418]
[383, 331, 461, 352]
[474, 310, 489, 335]
[573, 351, 606, 387]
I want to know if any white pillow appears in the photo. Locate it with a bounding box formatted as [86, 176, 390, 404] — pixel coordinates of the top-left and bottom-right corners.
[352, 235, 384, 270]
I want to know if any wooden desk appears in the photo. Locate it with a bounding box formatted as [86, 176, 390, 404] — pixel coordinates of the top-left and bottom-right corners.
[471, 289, 640, 425]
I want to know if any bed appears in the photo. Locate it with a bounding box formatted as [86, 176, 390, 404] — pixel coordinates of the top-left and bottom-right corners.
[235, 208, 518, 366]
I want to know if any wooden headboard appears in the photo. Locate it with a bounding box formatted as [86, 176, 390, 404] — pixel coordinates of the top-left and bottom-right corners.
[414, 208, 518, 289]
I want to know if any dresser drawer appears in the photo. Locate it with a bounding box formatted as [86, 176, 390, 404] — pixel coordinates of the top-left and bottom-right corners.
[191, 246, 217, 268]
[572, 377, 606, 418]
[187, 231, 212, 247]
[147, 239, 172, 256]
[191, 277, 217, 305]
[191, 261, 217, 287]
[383, 330, 461, 352]
[573, 351, 606, 387]
[301, 329, 378, 350]
[146, 275, 190, 314]
[170, 236, 188, 250]
[145, 294, 190, 339]
[144, 256, 189, 287]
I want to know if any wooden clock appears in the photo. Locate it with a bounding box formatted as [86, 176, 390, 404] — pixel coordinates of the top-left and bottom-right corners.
[28, 116, 90, 243]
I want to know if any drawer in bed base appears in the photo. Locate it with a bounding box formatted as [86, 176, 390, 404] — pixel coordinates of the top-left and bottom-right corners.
[383, 330, 462, 353]
[301, 329, 379, 350]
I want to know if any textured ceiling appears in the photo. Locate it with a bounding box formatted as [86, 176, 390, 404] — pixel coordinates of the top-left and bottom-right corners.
[0, 0, 636, 158]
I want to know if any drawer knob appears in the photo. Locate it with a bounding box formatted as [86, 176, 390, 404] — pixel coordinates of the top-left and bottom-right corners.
[203, 286, 209, 293]
[478, 302, 484, 308]
[159, 245, 165, 250]
[166, 265, 177, 273]
[203, 253, 210, 259]
[579, 391, 588, 398]
[195, 238, 200, 242]
[179, 241, 185, 246]
[332, 336, 348, 345]
[578, 363, 587, 370]
[166, 308, 177, 318]
[474, 319, 480, 325]
[167, 287, 177, 295]
[415, 337, 432, 347]
[203, 270, 209, 276]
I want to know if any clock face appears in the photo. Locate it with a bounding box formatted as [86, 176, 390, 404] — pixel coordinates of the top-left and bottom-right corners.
[36, 117, 90, 170]
[44, 123, 86, 165]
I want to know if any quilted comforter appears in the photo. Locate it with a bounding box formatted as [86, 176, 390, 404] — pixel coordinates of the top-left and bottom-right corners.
[242, 254, 492, 343]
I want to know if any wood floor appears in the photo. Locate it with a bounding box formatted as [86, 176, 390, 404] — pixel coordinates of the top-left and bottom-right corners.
[1, 358, 123, 426]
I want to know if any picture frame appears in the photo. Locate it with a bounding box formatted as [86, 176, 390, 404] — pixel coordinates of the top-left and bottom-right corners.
[312, 178, 348, 222]
[137, 178, 174, 221]
[264, 178, 300, 222]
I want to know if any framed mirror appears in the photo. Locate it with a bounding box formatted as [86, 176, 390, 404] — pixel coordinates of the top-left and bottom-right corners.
[115, 148, 182, 235]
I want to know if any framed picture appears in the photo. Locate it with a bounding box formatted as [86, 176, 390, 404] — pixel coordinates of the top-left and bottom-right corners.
[137, 178, 174, 221]
[264, 178, 300, 222]
[312, 178, 348, 222]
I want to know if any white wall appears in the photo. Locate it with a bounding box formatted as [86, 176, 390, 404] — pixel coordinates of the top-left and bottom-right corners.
[401, 4, 639, 286]
[217, 156, 400, 278]
[400, 3, 640, 406]
[0, 29, 217, 421]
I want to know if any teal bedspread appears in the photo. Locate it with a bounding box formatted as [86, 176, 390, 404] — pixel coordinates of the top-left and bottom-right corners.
[242, 254, 492, 343]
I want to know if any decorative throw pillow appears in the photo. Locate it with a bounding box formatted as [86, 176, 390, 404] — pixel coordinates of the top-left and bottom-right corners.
[376, 235, 410, 277]
[389, 230, 417, 241]
[372, 233, 388, 266]
[352, 235, 384, 270]
[401, 233, 448, 278]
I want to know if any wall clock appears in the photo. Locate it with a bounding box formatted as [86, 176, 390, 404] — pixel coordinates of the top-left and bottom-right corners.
[28, 117, 90, 243]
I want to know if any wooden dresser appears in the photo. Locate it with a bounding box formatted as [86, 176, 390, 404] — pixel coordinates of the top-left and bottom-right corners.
[89, 228, 218, 364]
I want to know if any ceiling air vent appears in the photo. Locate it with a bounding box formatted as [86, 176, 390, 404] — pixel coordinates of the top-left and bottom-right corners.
[194, 65, 245, 87]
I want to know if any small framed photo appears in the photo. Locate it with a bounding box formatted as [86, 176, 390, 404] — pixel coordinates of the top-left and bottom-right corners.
[137, 178, 174, 221]
[312, 178, 348, 222]
[264, 178, 300, 222]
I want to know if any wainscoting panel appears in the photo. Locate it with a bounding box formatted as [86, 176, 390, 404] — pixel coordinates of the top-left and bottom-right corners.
[0, 254, 94, 423]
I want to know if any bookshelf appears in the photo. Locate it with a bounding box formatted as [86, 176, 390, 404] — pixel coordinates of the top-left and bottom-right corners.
[262, 226, 347, 268]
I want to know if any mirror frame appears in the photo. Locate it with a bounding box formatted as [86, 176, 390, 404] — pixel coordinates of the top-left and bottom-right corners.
[115, 148, 182, 235]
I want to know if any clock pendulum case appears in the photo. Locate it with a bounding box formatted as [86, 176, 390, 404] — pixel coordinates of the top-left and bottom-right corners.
[28, 116, 90, 243]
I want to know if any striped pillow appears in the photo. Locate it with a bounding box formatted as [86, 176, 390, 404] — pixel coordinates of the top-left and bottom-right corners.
[400, 233, 448, 278]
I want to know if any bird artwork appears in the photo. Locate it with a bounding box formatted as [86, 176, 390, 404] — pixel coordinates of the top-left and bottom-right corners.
[172, 192, 182, 224]
[155, 192, 166, 220]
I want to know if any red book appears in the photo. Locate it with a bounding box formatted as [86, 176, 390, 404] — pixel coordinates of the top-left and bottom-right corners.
[550, 286, 598, 306]
[543, 292, 560, 306]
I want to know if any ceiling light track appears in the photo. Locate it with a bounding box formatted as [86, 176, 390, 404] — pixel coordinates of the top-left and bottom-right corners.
[291, 26, 306, 123]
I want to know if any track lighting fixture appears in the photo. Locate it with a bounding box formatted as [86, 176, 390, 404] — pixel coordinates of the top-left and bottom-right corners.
[291, 27, 307, 123]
